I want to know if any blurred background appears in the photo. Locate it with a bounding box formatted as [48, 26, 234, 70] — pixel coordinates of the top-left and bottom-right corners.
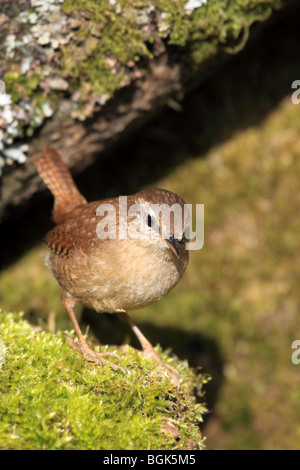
[1, 1, 300, 450]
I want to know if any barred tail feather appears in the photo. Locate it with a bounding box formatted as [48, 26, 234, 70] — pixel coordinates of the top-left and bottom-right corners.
[33, 146, 87, 224]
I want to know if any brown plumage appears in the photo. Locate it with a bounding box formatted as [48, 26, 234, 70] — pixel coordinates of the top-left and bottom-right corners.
[33, 146, 189, 384]
[33, 146, 86, 224]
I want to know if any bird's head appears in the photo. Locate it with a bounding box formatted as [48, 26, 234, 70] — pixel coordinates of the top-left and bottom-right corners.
[126, 188, 190, 262]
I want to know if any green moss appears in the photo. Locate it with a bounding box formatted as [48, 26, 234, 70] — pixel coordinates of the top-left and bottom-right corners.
[59, 0, 153, 106]
[4, 72, 42, 103]
[0, 312, 208, 450]
[58, 0, 288, 105]
[61, 0, 288, 66]
[3, 71, 57, 137]
[160, 0, 286, 57]
[62, 0, 152, 63]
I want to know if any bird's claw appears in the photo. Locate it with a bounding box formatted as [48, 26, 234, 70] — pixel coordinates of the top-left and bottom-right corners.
[63, 333, 125, 373]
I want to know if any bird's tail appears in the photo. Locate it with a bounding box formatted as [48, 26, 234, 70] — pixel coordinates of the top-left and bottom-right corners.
[33, 146, 87, 224]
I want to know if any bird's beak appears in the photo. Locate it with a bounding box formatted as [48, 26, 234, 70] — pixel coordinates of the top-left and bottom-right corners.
[165, 234, 180, 259]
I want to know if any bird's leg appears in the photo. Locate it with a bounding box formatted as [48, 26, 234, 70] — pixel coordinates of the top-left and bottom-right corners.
[119, 311, 180, 386]
[118, 311, 160, 360]
[61, 291, 124, 372]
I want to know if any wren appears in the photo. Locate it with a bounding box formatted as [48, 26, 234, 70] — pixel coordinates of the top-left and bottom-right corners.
[33, 147, 189, 383]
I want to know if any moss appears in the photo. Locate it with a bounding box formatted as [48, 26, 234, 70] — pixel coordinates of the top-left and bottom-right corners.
[4, 72, 42, 103]
[157, 0, 286, 59]
[62, 0, 152, 64]
[61, 0, 288, 70]
[58, 1, 152, 108]
[0, 312, 208, 450]
[56, 0, 289, 115]
[3, 71, 57, 138]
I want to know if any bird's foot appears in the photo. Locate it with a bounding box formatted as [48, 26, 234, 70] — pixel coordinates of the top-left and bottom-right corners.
[140, 345, 180, 388]
[116, 343, 180, 387]
[118, 312, 180, 387]
[64, 334, 125, 373]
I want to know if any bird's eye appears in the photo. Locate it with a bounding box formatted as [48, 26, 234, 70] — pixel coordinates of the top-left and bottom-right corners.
[147, 214, 153, 227]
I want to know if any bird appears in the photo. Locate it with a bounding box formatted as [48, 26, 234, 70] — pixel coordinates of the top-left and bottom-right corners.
[33, 146, 189, 383]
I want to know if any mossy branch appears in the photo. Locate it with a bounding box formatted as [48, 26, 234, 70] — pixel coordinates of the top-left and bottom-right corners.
[0, 312, 209, 450]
